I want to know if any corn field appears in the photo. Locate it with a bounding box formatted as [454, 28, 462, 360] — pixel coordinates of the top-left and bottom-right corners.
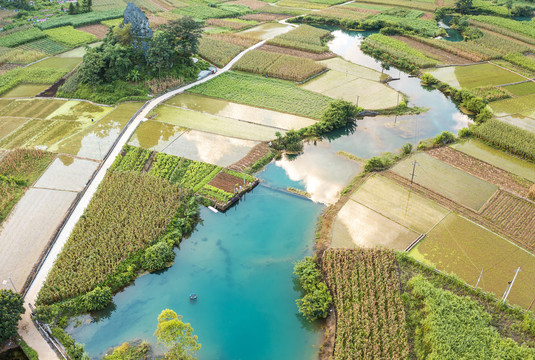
[323, 248, 410, 360]
[38, 171, 184, 304]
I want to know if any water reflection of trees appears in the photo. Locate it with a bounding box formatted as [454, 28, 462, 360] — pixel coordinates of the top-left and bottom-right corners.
[320, 119, 359, 143]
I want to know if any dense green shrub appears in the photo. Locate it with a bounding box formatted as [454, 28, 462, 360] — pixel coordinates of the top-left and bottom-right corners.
[142, 241, 176, 271]
[57, 80, 149, 105]
[0, 290, 25, 343]
[294, 257, 332, 322]
[420, 73, 438, 86]
[51, 327, 87, 360]
[433, 131, 456, 145]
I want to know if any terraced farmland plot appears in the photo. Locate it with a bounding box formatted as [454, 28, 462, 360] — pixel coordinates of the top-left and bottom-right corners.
[301, 70, 400, 109]
[481, 191, 535, 250]
[392, 153, 498, 211]
[452, 140, 535, 183]
[154, 105, 281, 141]
[351, 175, 449, 234]
[267, 24, 331, 53]
[332, 199, 419, 250]
[410, 213, 535, 309]
[165, 93, 316, 130]
[18, 38, 70, 55]
[425, 63, 525, 89]
[26, 120, 89, 149]
[502, 81, 535, 97]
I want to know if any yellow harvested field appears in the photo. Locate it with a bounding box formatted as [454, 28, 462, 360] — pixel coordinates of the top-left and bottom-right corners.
[320, 57, 382, 81]
[301, 70, 400, 110]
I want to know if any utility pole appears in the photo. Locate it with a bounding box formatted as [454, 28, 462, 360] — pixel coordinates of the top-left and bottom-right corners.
[503, 267, 521, 303]
[356, 96, 359, 107]
[409, 161, 418, 187]
[474, 268, 484, 289]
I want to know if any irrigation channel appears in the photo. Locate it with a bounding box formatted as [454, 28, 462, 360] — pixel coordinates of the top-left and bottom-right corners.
[67, 29, 472, 359]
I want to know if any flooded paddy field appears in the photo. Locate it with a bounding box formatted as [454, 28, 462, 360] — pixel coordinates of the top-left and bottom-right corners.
[0, 187, 76, 291]
[410, 213, 535, 309]
[392, 153, 498, 211]
[452, 139, 535, 182]
[33, 156, 99, 192]
[55, 102, 144, 159]
[332, 199, 419, 250]
[164, 93, 316, 130]
[495, 114, 535, 132]
[154, 105, 282, 141]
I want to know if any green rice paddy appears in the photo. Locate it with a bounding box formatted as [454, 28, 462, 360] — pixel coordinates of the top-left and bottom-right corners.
[425, 64, 524, 89]
[332, 199, 419, 250]
[410, 213, 535, 309]
[490, 93, 535, 116]
[154, 105, 282, 141]
[27, 57, 81, 71]
[351, 175, 449, 234]
[0, 84, 49, 98]
[392, 153, 498, 211]
[452, 139, 535, 182]
[0, 118, 28, 140]
[0, 119, 53, 149]
[189, 71, 332, 119]
[502, 81, 535, 97]
[27, 120, 86, 149]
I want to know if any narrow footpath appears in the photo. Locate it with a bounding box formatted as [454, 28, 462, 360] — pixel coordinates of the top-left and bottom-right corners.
[18, 25, 294, 359]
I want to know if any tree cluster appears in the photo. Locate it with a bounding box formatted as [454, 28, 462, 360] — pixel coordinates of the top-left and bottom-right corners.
[78, 16, 203, 89]
[0, 289, 25, 344]
[294, 257, 332, 322]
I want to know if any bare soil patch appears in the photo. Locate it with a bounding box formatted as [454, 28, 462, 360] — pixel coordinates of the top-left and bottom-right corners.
[258, 44, 336, 60]
[208, 172, 243, 193]
[241, 13, 288, 21]
[228, 0, 267, 10]
[228, 142, 271, 172]
[393, 36, 473, 64]
[427, 146, 532, 198]
[147, 13, 169, 27]
[0, 63, 21, 75]
[78, 24, 109, 39]
[421, 12, 434, 20]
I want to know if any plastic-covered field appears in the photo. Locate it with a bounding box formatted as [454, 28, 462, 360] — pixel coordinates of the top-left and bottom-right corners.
[392, 153, 498, 211]
[332, 199, 418, 250]
[410, 213, 535, 309]
[154, 105, 282, 141]
[164, 93, 316, 130]
[452, 139, 535, 182]
[301, 70, 399, 109]
[351, 175, 449, 233]
[33, 156, 99, 192]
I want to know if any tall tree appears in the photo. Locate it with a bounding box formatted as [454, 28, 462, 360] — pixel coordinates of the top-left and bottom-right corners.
[163, 17, 203, 60]
[455, 0, 472, 14]
[154, 309, 201, 360]
[0, 290, 25, 344]
[147, 32, 175, 79]
[80, 51, 105, 90]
